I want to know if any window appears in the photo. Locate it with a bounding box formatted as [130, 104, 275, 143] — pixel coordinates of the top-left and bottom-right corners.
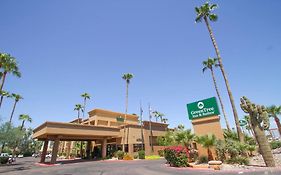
[133, 144, 145, 152]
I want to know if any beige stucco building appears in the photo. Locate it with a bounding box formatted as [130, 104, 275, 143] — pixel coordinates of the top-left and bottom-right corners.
[33, 109, 168, 164]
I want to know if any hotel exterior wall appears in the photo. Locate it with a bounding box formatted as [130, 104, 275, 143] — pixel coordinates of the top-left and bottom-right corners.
[192, 115, 224, 158]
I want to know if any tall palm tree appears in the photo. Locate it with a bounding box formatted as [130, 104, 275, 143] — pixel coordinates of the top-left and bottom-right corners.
[9, 93, 23, 123]
[0, 90, 11, 108]
[19, 114, 32, 130]
[122, 73, 133, 152]
[81, 93, 91, 123]
[152, 111, 160, 122]
[0, 53, 21, 91]
[196, 134, 217, 161]
[195, 2, 244, 142]
[74, 104, 83, 124]
[203, 57, 231, 131]
[267, 105, 281, 137]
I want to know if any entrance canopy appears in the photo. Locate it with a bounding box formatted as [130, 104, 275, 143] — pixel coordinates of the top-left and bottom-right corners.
[33, 121, 120, 141]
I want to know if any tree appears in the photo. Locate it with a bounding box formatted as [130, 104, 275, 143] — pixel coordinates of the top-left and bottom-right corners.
[9, 93, 23, 123]
[161, 118, 168, 124]
[81, 93, 91, 119]
[74, 104, 83, 124]
[0, 53, 21, 91]
[19, 114, 32, 130]
[152, 111, 164, 123]
[195, 2, 244, 142]
[203, 57, 231, 131]
[122, 73, 133, 152]
[175, 129, 195, 149]
[157, 131, 175, 146]
[0, 90, 11, 109]
[196, 134, 216, 161]
[267, 105, 281, 137]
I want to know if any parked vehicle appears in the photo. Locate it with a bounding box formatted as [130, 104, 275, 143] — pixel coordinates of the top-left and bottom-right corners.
[17, 154, 24, 158]
[32, 153, 39, 158]
[45, 154, 52, 158]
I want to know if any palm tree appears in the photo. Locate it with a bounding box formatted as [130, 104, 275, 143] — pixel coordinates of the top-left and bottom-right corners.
[19, 114, 32, 130]
[267, 105, 281, 137]
[81, 93, 91, 123]
[0, 90, 11, 108]
[9, 93, 23, 123]
[196, 134, 217, 161]
[175, 129, 195, 149]
[74, 104, 83, 124]
[203, 57, 231, 131]
[122, 73, 133, 152]
[0, 53, 21, 91]
[195, 2, 244, 142]
[162, 118, 168, 124]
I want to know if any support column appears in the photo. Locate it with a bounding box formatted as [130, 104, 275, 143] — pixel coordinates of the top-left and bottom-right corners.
[102, 138, 107, 159]
[40, 140, 49, 163]
[86, 141, 91, 159]
[50, 138, 60, 164]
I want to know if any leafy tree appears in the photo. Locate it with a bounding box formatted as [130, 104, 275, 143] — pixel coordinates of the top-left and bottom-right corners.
[203, 58, 230, 131]
[74, 104, 83, 124]
[19, 114, 32, 130]
[9, 93, 23, 123]
[152, 111, 165, 123]
[195, 2, 244, 142]
[0, 53, 21, 91]
[161, 118, 168, 124]
[157, 131, 175, 146]
[122, 73, 133, 151]
[81, 93, 91, 119]
[267, 105, 281, 137]
[196, 134, 216, 160]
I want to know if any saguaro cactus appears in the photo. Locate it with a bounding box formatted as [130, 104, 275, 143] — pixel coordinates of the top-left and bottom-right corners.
[240, 96, 275, 167]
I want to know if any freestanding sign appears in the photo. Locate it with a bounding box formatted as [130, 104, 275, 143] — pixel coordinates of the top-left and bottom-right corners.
[186, 97, 220, 120]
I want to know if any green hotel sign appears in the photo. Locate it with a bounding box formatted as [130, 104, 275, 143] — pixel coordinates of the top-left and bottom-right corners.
[186, 97, 220, 120]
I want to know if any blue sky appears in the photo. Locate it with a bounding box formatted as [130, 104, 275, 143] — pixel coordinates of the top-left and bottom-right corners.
[0, 0, 280, 130]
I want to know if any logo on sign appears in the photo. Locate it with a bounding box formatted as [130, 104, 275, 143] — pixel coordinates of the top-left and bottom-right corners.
[197, 102, 204, 109]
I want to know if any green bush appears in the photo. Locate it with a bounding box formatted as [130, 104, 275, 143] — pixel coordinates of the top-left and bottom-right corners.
[270, 140, 281, 149]
[138, 150, 145, 159]
[158, 150, 164, 157]
[226, 156, 249, 165]
[115, 150, 125, 160]
[0, 157, 9, 164]
[164, 146, 189, 167]
[23, 151, 32, 157]
[133, 154, 138, 159]
[198, 155, 208, 164]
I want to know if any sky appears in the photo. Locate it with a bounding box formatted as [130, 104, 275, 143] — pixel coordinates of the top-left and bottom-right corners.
[0, 0, 280, 131]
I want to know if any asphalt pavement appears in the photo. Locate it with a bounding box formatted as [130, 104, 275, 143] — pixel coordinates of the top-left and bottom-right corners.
[1, 157, 281, 175]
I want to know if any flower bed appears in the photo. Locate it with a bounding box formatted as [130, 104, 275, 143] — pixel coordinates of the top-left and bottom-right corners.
[164, 146, 189, 167]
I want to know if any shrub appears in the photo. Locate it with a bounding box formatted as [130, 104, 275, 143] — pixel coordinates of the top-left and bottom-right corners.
[23, 151, 32, 157]
[133, 154, 138, 159]
[270, 140, 281, 150]
[123, 154, 133, 160]
[164, 146, 189, 167]
[0, 157, 9, 164]
[198, 155, 208, 164]
[226, 156, 249, 165]
[145, 155, 161, 160]
[215, 140, 226, 162]
[138, 150, 145, 159]
[115, 150, 125, 160]
[158, 150, 164, 157]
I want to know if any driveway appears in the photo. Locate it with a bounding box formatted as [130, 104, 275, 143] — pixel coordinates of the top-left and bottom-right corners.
[1, 157, 281, 175]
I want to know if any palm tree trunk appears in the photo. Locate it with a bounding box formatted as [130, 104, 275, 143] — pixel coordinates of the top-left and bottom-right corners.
[203, 16, 244, 143]
[0, 95, 4, 109]
[9, 101, 17, 123]
[0, 72, 7, 92]
[20, 120, 25, 130]
[210, 68, 231, 131]
[122, 82, 129, 152]
[83, 98, 86, 118]
[274, 115, 281, 137]
[251, 114, 275, 167]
